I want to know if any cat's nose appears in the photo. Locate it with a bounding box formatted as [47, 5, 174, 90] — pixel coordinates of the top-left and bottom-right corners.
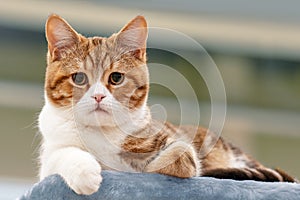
[92, 94, 106, 103]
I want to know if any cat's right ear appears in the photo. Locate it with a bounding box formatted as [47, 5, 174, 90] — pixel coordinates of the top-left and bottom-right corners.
[45, 14, 80, 62]
[116, 15, 148, 61]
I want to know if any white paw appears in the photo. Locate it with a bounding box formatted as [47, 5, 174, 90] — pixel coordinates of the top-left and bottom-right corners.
[65, 160, 102, 195]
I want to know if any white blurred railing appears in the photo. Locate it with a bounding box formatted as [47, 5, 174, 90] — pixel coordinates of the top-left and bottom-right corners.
[1, 1, 300, 60]
[0, 177, 34, 200]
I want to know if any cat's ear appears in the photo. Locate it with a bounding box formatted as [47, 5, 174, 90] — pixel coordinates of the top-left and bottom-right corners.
[45, 14, 80, 61]
[117, 15, 148, 61]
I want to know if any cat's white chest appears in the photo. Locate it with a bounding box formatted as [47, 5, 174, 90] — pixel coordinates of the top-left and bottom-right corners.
[78, 126, 134, 172]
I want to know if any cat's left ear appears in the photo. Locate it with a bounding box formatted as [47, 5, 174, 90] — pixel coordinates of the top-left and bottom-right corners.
[117, 15, 148, 61]
[45, 14, 81, 62]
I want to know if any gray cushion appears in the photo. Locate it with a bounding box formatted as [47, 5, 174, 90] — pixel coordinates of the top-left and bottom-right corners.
[19, 170, 300, 200]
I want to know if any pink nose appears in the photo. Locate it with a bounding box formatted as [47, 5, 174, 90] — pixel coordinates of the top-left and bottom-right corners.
[92, 94, 106, 103]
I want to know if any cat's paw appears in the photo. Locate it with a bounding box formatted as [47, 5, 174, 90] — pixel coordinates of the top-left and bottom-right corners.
[66, 160, 102, 195]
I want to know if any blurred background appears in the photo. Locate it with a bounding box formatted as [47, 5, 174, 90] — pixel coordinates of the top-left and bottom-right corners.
[0, 0, 299, 199]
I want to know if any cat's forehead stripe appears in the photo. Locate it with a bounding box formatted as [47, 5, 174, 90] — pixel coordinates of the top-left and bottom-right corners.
[88, 40, 114, 71]
[84, 54, 95, 71]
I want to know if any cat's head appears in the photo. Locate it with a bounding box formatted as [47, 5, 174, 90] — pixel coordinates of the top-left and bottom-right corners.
[44, 14, 150, 128]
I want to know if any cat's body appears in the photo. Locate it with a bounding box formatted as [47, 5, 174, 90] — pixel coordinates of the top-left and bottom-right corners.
[39, 14, 297, 195]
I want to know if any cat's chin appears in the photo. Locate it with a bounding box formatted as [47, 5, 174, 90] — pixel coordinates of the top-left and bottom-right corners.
[74, 109, 128, 128]
[72, 100, 150, 131]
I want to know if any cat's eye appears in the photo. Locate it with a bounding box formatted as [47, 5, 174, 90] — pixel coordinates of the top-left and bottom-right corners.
[72, 72, 88, 86]
[109, 72, 124, 85]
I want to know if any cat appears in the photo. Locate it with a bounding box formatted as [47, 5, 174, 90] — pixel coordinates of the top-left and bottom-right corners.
[39, 14, 297, 195]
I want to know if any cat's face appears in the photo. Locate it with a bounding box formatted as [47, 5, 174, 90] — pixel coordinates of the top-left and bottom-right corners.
[44, 15, 149, 128]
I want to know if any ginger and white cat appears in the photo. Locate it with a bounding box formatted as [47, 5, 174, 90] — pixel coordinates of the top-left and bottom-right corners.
[39, 14, 296, 195]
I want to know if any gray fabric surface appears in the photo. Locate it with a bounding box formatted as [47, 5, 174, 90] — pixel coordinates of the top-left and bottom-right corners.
[19, 170, 300, 200]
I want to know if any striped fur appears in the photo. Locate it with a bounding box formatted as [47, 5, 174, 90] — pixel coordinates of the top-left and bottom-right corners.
[39, 14, 297, 195]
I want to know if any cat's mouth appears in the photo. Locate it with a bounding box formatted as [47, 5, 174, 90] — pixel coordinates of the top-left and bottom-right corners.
[93, 104, 109, 114]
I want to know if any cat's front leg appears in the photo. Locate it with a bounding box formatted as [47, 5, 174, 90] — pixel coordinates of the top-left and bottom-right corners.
[40, 146, 102, 195]
[145, 141, 200, 178]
